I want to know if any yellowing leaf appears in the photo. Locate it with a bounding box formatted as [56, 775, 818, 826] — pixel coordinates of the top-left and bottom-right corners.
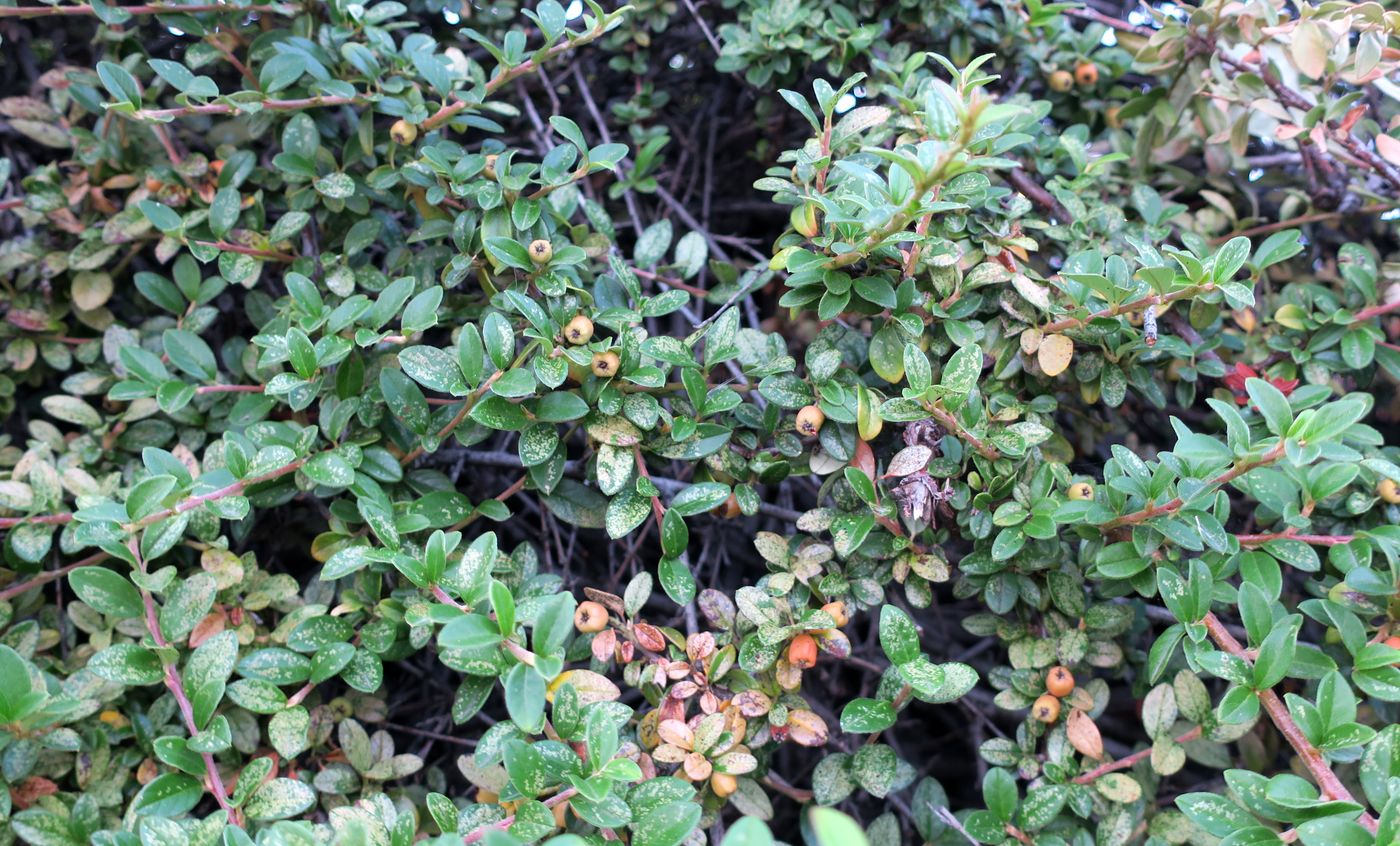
[1012, 273, 1050, 310]
[71, 272, 113, 311]
[1020, 328, 1043, 355]
[1038, 334, 1074, 377]
[1291, 21, 1331, 79]
[546, 669, 620, 704]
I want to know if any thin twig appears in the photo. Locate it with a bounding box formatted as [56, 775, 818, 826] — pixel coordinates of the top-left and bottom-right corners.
[928, 404, 1001, 461]
[1236, 530, 1353, 547]
[422, 19, 620, 133]
[131, 540, 240, 825]
[1041, 284, 1209, 335]
[0, 552, 107, 602]
[1072, 725, 1203, 783]
[0, 2, 291, 17]
[1101, 442, 1285, 531]
[1202, 612, 1377, 833]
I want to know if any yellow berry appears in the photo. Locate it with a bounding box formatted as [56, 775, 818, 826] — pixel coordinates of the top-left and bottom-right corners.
[1032, 693, 1061, 723]
[529, 239, 553, 265]
[591, 351, 619, 378]
[711, 772, 738, 798]
[1379, 479, 1400, 504]
[564, 315, 594, 345]
[1048, 70, 1074, 92]
[796, 405, 825, 437]
[390, 119, 417, 145]
[1067, 482, 1094, 501]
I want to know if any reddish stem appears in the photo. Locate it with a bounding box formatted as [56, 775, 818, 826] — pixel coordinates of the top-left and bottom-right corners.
[285, 682, 315, 708]
[1211, 204, 1396, 243]
[195, 384, 265, 394]
[398, 371, 503, 466]
[126, 456, 306, 530]
[1041, 284, 1208, 335]
[1072, 725, 1203, 783]
[1350, 299, 1400, 325]
[195, 240, 297, 262]
[0, 3, 290, 17]
[1202, 612, 1377, 832]
[0, 552, 108, 602]
[423, 23, 615, 132]
[132, 541, 240, 825]
[1236, 531, 1353, 547]
[432, 584, 466, 610]
[633, 447, 666, 532]
[632, 267, 707, 297]
[1102, 442, 1285, 531]
[0, 513, 75, 529]
[135, 96, 362, 121]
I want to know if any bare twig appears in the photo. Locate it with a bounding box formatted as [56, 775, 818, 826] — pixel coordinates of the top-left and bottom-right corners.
[1006, 167, 1071, 223]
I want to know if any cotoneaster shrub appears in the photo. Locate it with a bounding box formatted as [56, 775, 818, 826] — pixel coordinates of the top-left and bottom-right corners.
[1, 1, 1400, 845]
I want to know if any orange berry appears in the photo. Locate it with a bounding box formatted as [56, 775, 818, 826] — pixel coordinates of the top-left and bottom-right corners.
[573, 601, 609, 633]
[1046, 665, 1075, 697]
[712, 493, 741, 519]
[1048, 70, 1074, 92]
[821, 600, 849, 627]
[787, 633, 818, 669]
[1074, 61, 1099, 87]
[1379, 479, 1400, 504]
[796, 405, 825, 437]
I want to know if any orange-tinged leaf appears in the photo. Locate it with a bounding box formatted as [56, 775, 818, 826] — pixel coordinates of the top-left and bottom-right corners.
[1067, 709, 1104, 760]
[1376, 133, 1400, 167]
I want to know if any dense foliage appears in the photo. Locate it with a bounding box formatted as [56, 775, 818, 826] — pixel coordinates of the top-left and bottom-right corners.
[3, 0, 1400, 844]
